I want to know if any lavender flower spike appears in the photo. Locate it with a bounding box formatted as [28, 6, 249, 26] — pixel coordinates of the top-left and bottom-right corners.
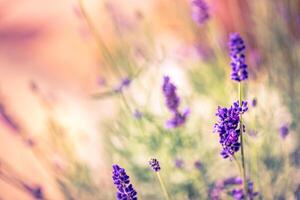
[149, 158, 161, 172]
[229, 33, 248, 82]
[112, 164, 137, 200]
[162, 76, 189, 128]
[162, 76, 180, 113]
[279, 124, 289, 139]
[214, 101, 248, 158]
[191, 0, 209, 25]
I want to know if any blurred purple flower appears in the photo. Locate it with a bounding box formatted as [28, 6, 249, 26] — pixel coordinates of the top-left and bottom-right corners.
[149, 158, 161, 172]
[166, 109, 189, 129]
[229, 33, 248, 82]
[23, 184, 44, 200]
[162, 76, 189, 129]
[223, 176, 243, 186]
[230, 181, 258, 200]
[251, 98, 257, 107]
[194, 161, 202, 170]
[279, 124, 289, 139]
[133, 109, 142, 120]
[114, 77, 131, 93]
[112, 164, 137, 200]
[214, 101, 248, 158]
[0, 103, 20, 133]
[191, 0, 209, 25]
[174, 159, 184, 168]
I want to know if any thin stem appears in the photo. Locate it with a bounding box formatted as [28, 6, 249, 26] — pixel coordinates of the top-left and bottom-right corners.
[156, 172, 171, 200]
[239, 82, 248, 198]
[77, 0, 121, 76]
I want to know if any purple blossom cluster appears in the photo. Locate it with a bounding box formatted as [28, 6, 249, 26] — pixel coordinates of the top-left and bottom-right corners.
[115, 78, 131, 93]
[191, 0, 209, 25]
[214, 101, 248, 158]
[229, 33, 248, 82]
[112, 165, 137, 200]
[230, 181, 259, 200]
[149, 158, 161, 172]
[162, 76, 189, 128]
[279, 124, 289, 139]
[209, 176, 243, 200]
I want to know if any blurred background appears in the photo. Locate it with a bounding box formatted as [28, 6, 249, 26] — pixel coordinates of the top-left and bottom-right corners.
[0, 0, 299, 199]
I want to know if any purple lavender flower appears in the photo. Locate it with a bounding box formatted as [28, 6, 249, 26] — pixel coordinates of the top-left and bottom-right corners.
[194, 161, 202, 170]
[174, 159, 184, 168]
[223, 176, 243, 186]
[112, 164, 137, 200]
[162, 76, 189, 128]
[191, 0, 209, 25]
[229, 33, 248, 82]
[162, 76, 180, 113]
[230, 181, 258, 200]
[251, 98, 257, 107]
[0, 103, 20, 133]
[23, 184, 44, 200]
[149, 158, 161, 172]
[115, 78, 131, 93]
[279, 124, 289, 139]
[166, 109, 189, 129]
[214, 101, 248, 158]
[133, 109, 142, 120]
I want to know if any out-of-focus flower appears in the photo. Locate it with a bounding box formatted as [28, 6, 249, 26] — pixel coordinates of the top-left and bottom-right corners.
[149, 158, 161, 172]
[229, 33, 248, 82]
[223, 176, 243, 186]
[162, 76, 189, 128]
[174, 159, 184, 168]
[112, 164, 137, 200]
[133, 109, 142, 120]
[214, 101, 248, 158]
[191, 0, 209, 25]
[0, 103, 20, 133]
[114, 78, 131, 93]
[279, 124, 289, 139]
[166, 109, 189, 129]
[162, 76, 180, 113]
[194, 161, 202, 170]
[251, 98, 257, 107]
[230, 181, 258, 200]
[23, 184, 44, 200]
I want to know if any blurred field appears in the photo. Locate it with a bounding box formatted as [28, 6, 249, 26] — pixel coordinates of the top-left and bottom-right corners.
[0, 0, 299, 199]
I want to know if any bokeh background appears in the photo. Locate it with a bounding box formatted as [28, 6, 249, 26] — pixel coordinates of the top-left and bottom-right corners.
[0, 0, 299, 199]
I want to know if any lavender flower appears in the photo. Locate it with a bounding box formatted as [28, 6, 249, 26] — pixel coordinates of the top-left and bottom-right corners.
[191, 0, 209, 25]
[251, 98, 257, 107]
[194, 161, 202, 170]
[133, 109, 142, 120]
[115, 78, 131, 93]
[214, 101, 248, 158]
[162, 76, 189, 128]
[149, 158, 161, 172]
[112, 165, 137, 200]
[223, 176, 243, 186]
[23, 184, 44, 200]
[229, 33, 248, 82]
[174, 159, 184, 168]
[166, 109, 189, 129]
[0, 103, 20, 133]
[279, 124, 289, 139]
[162, 76, 180, 113]
[230, 181, 258, 200]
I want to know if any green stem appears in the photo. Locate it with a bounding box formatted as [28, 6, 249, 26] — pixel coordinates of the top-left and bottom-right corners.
[156, 172, 172, 200]
[239, 82, 248, 198]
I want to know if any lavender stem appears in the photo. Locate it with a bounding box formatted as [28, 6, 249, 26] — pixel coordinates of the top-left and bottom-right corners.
[239, 82, 248, 199]
[156, 172, 171, 200]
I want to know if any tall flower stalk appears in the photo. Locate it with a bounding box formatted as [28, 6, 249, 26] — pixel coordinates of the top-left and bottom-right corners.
[230, 33, 249, 198]
[149, 158, 172, 200]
